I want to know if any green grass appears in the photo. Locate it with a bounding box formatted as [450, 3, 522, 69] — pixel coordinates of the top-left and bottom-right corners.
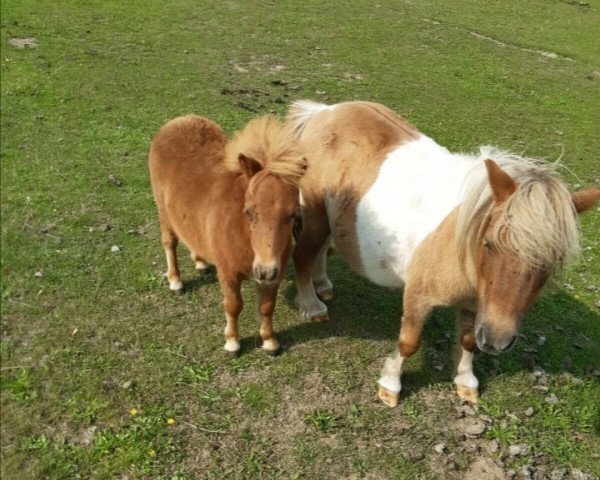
[1, 0, 599, 478]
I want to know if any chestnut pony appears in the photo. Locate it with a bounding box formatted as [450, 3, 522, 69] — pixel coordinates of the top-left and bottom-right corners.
[288, 100, 600, 407]
[149, 115, 306, 356]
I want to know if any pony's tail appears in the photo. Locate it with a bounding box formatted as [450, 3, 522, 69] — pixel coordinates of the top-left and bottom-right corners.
[288, 100, 331, 136]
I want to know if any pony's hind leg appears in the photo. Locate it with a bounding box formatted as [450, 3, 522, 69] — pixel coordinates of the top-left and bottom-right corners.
[377, 289, 432, 407]
[454, 309, 479, 403]
[190, 251, 209, 272]
[256, 282, 281, 355]
[293, 209, 330, 322]
[160, 223, 183, 294]
[312, 237, 334, 301]
[219, 275, 243, 356]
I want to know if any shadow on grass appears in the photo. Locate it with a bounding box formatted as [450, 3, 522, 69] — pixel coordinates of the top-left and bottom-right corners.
[475, 288, 600, 388]
[178, 253, 599, 399]
[179, 267, 219, 293]
[268, 254, 600, 396]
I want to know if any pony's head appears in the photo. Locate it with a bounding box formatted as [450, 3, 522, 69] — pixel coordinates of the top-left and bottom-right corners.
[226, 116, 307, 284]
[457, 152, 600, 355]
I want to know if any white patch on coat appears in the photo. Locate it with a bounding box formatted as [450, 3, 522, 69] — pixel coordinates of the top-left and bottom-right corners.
[223, 313, 239, 352]
[195, 260, 208, 271]
[262, 338, 279, 352]
[377, 349, 405, 393]
[224, 338, 240, 353]
[355, 135, 476, 288]
[454, 348, 479, 389]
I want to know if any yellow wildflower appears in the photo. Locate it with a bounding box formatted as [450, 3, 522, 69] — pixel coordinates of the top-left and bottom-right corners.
[167, 418, 175, 425]
[130, 408, 138, 416]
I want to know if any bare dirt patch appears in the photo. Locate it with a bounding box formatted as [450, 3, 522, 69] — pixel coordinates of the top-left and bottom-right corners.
[8, 37, 38, 49]
[463, 456, 504, 480]
[469, 32, 575, 61]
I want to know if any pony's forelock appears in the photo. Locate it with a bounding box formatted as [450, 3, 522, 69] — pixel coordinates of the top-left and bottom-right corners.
[224, 116, 307, 187]
[456, 147, 580, 273]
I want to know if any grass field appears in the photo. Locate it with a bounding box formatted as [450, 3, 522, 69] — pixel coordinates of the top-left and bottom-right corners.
[1, 1, 599, 478]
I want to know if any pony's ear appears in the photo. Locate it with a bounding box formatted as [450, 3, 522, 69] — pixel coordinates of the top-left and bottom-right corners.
[238, 153, 262, 179]
[571, 187, 600, 214]
[485, 159, 517, 202]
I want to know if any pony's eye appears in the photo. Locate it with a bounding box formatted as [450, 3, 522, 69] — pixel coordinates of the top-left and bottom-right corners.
[483, 240, 494, 252]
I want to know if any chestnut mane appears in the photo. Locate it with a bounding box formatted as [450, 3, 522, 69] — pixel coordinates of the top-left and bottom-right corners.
[224, 116, 306, 187]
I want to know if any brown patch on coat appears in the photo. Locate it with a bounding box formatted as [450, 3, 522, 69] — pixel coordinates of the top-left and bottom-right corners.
[405, 209, 474, 309]
[291, 101, 419, 273]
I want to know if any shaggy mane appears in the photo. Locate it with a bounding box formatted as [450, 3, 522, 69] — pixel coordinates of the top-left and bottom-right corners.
[456, 147, 581, 272]
[224, 115, 306, 187]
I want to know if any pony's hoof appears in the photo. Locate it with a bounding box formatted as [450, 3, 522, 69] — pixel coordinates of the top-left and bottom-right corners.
[313, 314, 329, 323]
[378, 386, 400, 407]
[264, 347, 281, 356]
[318, 289, 334, 301]
[226, 349, 241, 358]
[456, 385, 479, 403]
[171, 288, 184, 296]
[262, 339, 281, 356]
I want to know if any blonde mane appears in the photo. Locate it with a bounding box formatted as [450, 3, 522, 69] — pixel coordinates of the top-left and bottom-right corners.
[224, 115, 307, 187]
[456, 147, 581, 272]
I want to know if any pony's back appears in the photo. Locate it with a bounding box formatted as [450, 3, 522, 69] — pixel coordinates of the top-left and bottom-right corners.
[149, 115, 228, 179]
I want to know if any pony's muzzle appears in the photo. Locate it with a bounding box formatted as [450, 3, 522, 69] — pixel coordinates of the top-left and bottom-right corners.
[475, 324, 517, 355]
[253, 263, 279, 284]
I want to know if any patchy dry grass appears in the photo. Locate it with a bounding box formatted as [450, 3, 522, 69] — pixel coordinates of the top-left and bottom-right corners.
[2, 0, 599, 478]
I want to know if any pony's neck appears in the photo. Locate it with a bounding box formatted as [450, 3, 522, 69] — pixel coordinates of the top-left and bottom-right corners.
[408, 208, 477, 307]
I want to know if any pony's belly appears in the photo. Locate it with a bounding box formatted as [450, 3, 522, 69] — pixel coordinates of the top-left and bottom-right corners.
[353, 216, 413, 289]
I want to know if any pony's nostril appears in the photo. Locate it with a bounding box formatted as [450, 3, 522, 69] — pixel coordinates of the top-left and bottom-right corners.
[501, 335, 517, 352]
[254, 266, 264, 280]
[254, 265, 278, 282]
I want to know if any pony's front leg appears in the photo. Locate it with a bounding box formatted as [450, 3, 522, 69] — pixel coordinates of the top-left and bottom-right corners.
[219, 276, 243, 356]
[256, 283, 281, 355]
[378, 295, 432, 407]
[454, 309, 479, 403]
